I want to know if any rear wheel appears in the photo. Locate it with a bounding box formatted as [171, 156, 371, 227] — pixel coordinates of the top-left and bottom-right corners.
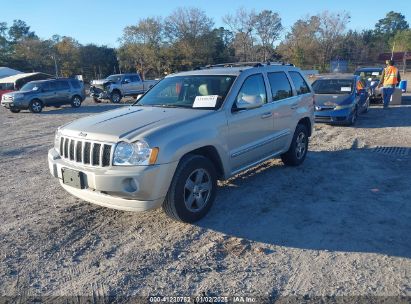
[71, 95, 82, 108]
[281, 124, 309, 166]
[163, 155, 217, 223]
[110, 91, 122, 103]
[10, 107, 20, 113]
[29, 99, 43, 113]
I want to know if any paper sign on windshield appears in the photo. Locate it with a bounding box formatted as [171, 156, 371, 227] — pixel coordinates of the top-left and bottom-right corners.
[193, 95, 218, 108]
[372, 72, 380, 76]
[341, 87, 351, 92]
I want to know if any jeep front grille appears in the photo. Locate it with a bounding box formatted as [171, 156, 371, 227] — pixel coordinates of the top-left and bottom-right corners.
[59, 137, 113, 167]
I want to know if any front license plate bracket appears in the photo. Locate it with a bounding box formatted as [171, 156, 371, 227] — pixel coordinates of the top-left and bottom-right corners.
[62, 168, 84, 189]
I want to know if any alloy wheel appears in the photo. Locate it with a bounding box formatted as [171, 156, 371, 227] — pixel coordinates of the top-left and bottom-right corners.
[183, 168, 212, 212]
[295, 132, 307, 159]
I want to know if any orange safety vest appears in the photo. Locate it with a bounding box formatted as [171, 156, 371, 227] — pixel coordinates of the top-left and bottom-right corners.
[383, 66, 399, 85]
[356, 80, 364, 91]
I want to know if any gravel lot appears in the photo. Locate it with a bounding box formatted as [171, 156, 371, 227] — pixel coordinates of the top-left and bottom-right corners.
[0, 96, 410, 301]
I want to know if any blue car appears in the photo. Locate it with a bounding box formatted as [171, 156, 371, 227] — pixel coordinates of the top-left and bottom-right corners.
[312, 75, 369, 125]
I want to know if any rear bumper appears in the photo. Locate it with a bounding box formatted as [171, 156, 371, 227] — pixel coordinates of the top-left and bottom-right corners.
[48, 148, 178, 212]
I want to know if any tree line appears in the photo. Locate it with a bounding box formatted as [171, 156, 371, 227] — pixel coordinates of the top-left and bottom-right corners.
[0, 9, 410, 81]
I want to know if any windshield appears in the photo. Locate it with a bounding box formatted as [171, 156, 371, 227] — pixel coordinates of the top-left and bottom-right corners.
[136, 75, 236, 109]
[20, 82, 42, 91]
[354, 70, 382, 80]
[106, 75, 122, 82]
[311, 79, 354, 95]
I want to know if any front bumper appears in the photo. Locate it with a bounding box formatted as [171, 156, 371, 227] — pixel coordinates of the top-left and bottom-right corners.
[314, 107, 353, 124]
[48, 148, 178, 212]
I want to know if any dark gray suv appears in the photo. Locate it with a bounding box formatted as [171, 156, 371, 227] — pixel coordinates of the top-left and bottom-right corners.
[1, 78, 86, 113]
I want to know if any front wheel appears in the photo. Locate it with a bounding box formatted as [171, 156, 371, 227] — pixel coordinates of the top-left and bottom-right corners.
[347, 107, 358, 126]
[110, 91, 122, 103]
[163, 155, 217, 223]
[29, 99, 43, 113]
[71, 95, 82, 108]
[281, 124, 309, 166]
[10, 107, 20, 113]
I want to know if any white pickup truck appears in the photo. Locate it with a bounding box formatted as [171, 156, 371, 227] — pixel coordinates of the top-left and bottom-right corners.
[89, 73, 158, 103]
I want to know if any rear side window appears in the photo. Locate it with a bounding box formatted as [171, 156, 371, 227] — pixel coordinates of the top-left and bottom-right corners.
[69, 80, 81, 89]
[267, 72, 293, 101]
[289, 71, 311, 95]
[56, 81, 70, 90]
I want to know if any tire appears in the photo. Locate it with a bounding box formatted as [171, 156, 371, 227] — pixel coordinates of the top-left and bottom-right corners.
[110, 91, 122, 103]
[93, 97, 101, 103]
[281, 124, 309, 166]
[71, 95, 82, 108]
[347, 107, 358, 126]
[29, 99, 43, 113]
[162, 154, 217, 223]
[10, 107, 20, 113]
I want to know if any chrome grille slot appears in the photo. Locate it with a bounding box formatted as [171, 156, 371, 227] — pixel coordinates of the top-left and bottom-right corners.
[92, 143, 101, 166]
[59, 136, 113, 167]
[102, 145, 111, 167]
[69, 139, 75, 160]
[76, 141, 82, 162]
[83, 142, 91, 164]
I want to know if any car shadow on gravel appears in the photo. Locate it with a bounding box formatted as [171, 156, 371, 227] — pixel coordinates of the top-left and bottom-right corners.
[197, 148, 411, 258]
[38, 104, 126, 115]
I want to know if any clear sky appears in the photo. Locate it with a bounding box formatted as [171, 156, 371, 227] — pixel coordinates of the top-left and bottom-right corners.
[2, 0, 410, 47]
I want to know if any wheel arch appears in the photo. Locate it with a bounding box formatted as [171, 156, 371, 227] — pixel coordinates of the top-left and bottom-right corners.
[298, 117, 312, 137]
[180, 145, 225, 180]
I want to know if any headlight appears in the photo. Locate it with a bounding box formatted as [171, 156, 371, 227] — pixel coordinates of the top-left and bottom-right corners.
[113, 140, 158, 166]
[54, 129, 62, 152]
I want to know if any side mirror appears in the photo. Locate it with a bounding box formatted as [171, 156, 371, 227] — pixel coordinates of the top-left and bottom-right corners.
[136, 94, 143, 101]
[235, 94, 264, 110]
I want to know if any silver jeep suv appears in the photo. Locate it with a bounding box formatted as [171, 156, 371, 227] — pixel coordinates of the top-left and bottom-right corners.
[48, 63, 314, 222]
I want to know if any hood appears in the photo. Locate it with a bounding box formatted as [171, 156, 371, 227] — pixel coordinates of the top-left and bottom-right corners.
[315, 94, 353, 106]
[61, 106, 212, 143]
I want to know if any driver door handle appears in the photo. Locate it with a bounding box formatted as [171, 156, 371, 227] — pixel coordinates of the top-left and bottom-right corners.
[261, 112, 272, 119]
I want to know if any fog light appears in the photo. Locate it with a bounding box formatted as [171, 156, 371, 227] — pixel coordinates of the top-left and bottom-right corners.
[122, 178, 138, 193]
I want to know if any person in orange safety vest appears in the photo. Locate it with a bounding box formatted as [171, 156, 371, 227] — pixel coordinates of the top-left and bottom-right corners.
[378, 60, 401, 108]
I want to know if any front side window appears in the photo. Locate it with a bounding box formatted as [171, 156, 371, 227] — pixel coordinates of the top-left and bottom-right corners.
[267, 72, 293, 101]
[289, 71, 311, 95]
[106, 75, 122, 82]
[136, 75, 236, 109]
[21, 82, 42, 91]
[130, 75, 141, 82]
[235, 74, 267, 108]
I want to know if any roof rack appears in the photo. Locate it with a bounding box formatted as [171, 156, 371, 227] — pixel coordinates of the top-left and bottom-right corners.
[202, 61, 294, 69]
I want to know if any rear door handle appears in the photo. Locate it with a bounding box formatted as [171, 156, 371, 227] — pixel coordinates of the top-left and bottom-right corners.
[261, 112, 272, 119]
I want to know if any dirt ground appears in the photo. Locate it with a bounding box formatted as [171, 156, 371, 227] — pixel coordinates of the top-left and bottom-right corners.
[0, 96, 410, 301]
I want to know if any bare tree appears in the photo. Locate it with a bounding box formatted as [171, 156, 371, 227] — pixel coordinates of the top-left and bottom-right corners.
[223, 8, 256, 62]
[253, 10, 283, 61]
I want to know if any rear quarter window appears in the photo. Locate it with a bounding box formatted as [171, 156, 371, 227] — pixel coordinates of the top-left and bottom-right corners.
[289, 71, 311, 95]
